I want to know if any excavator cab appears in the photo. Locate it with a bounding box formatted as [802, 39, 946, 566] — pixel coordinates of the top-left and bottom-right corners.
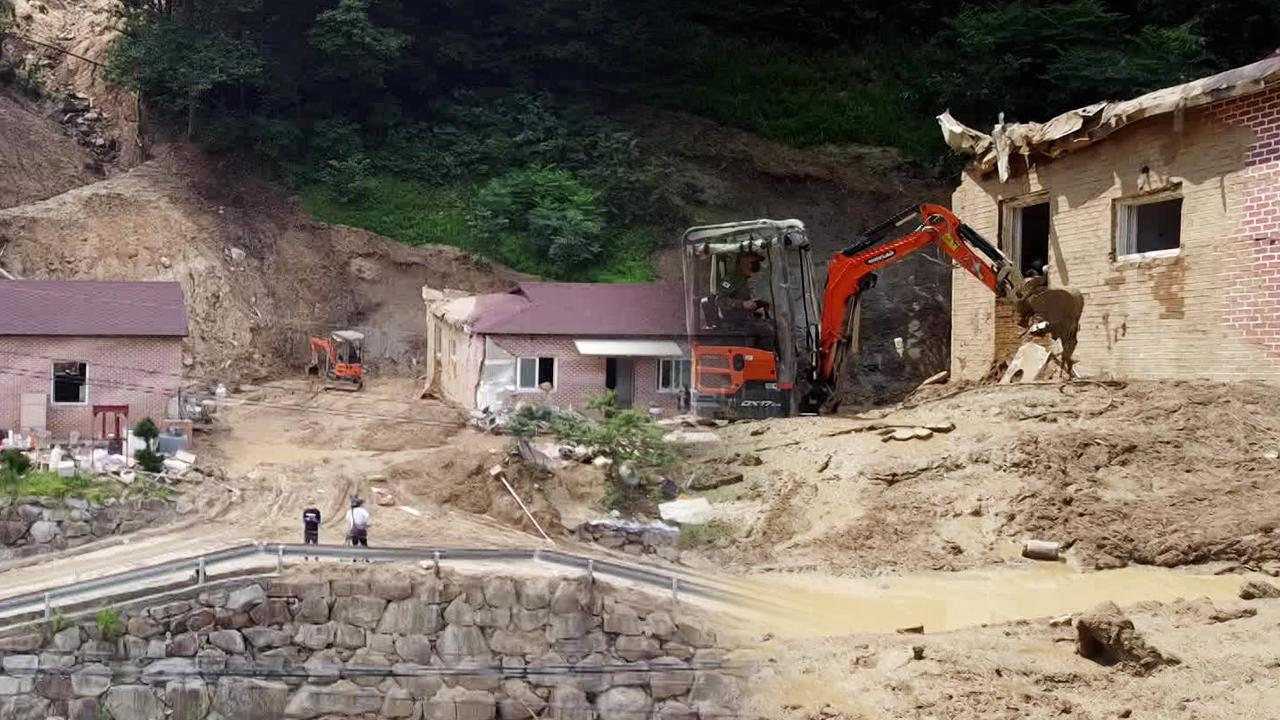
[681, 220, 821, 419]
[308, 330, 364, 391]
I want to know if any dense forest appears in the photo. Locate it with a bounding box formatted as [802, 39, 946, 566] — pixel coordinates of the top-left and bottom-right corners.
[36, 1, 1280, 279]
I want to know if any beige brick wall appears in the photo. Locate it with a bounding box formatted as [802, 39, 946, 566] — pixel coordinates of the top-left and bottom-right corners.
[951, 86, 1280, 381]
[488, 336, 687, 415]
[0, 336, 183, 437]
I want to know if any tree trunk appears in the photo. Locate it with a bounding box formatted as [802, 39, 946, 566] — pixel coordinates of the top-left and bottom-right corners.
[187, 91, 197, 140]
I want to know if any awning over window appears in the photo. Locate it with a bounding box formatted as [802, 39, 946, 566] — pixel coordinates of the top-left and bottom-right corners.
[573, 339, 683, 357]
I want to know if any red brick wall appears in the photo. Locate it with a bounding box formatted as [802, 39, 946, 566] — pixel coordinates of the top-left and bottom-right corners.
[0, 336, 183, 437]
[1213, 85, 1280, 358]
[951, 86, 1280, 381]
[487, 335, 687, 415]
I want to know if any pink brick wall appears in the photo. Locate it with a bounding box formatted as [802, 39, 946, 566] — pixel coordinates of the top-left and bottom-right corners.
[1213, 85, 1280, 358]
[950, 86, 1280, 381]
[0, 336, 184, 437]
[487, 335, 687, 415]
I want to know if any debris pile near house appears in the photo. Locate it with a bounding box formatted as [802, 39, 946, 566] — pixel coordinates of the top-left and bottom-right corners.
[576, 518, 682, 562]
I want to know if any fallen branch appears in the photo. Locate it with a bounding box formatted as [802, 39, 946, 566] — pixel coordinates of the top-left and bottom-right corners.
[1018, 380, 1120, 419]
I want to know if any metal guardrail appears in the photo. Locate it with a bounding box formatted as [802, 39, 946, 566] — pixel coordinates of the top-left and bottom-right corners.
[0, 543, 741, 618]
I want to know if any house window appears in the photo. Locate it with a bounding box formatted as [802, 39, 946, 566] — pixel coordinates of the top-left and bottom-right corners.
[517, 357, 556, 391]
[1116, 196, 1182, 259]
[657, 358, 691, 393]
[52, 362, 87, 405]
[1001, 197, 1051, 276]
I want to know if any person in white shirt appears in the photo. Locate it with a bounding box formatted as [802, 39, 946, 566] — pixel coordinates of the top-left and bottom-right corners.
[347, 496, 371, 553]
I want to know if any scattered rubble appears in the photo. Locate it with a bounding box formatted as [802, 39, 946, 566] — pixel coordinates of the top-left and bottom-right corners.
[576, 519, 682, 561]
[1239, 580, 1280, 600]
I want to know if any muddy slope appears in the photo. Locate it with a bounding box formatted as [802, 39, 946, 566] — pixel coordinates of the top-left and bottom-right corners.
[683, 380, 1280, 575]
[0, 146, 527, 381]
[0, 88, 99, 209]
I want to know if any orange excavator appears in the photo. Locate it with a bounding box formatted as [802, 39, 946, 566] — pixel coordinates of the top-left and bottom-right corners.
[682, 204, 1083, 417]
[307, 330, 365, 391]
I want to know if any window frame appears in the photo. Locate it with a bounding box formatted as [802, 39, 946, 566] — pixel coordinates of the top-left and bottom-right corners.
[1113, 191, 1184, 262]
[516, 356, 557, 392]
[999, 192, 1050, 275]
[51, 361, 89, 406]
[656, 357, 692, 393]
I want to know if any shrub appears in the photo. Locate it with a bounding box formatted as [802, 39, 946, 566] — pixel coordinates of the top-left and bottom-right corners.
[0, 448, 31, 475]
[677, 519, 734, 549]
[96, 608, 122, 640]
[134, 448, 165, 474]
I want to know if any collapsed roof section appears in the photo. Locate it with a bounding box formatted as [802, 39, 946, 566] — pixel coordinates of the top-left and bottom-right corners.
[938, 54, 1280, 182]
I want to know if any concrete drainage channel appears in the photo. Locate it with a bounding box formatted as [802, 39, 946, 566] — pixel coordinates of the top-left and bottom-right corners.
[0, 544, 745, 626]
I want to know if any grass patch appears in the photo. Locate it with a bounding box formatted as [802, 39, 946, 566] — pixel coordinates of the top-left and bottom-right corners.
[96, 607, 122, 641]
[677, 519, 734, 549]
[301, 174, 662, 283]
[0, 471, 115, 502]
[666, 36, 945, 162]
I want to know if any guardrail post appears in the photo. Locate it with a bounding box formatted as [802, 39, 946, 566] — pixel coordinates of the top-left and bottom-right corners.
[43, 592, 50, 622]
[197, 557, 206, 587]
[533, 549, 542, 563]
[586, 559, 594, 587]
[276, 545, 284, 573]
[432, 551, 441, 578]
[671, 578, 680, 605]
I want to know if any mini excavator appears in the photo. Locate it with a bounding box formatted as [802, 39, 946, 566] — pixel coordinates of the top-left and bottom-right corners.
[681, 204, 1084, 418]
[307, 330, 365, 391]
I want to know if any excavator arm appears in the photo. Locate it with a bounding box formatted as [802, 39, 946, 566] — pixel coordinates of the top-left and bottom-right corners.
[811, 204, 1033, 409]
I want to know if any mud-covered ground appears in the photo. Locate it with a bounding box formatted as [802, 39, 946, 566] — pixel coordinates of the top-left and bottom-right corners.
[745, 592, 1280, 720]
[679, 380, 1280, 577]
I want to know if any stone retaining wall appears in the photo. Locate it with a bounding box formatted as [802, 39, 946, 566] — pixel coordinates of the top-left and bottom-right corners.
[0, 495, 178, 560]
[576, 523, 682, 563]
[0, 566, 742, 720]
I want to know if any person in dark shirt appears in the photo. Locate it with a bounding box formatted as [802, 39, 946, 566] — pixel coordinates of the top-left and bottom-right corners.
[302, 507, 321, 546]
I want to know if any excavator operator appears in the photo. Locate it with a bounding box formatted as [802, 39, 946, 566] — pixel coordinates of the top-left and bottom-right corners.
[713, 251, 775, 350]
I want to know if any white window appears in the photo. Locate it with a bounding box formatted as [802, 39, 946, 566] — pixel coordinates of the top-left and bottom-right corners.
[657, 358, 691, 393]
[52, 362, 88, 405]
[1116, 195, 1182, 260]
[1001, 195, 1051, 277]
[516, 357, 556, 391]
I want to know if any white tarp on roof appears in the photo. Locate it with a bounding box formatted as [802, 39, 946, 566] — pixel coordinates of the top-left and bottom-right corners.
[573, 339, 682, 357]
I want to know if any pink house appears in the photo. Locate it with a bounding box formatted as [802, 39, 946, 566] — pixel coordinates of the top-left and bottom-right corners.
[0, 281, 189, 439]
[423, 283, 690, 415]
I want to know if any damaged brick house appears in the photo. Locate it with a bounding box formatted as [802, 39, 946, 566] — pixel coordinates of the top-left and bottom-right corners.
[0, 281, 189, 438]
[939, 53, 1280, 381]
[422, 282, 690, 414]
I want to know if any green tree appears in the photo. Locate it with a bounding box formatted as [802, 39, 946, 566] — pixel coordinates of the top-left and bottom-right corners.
[307, 0, 409, 88]
[472, 166, 605, 278]
[0, 0, 15, 63]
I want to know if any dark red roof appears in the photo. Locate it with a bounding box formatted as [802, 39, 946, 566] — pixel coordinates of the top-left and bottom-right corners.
[0, 281, 189, 337]
[471, 282, 684, 336]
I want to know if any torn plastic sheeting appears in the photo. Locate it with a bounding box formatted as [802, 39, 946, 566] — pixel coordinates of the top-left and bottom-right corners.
[938, 54, 1280, 181]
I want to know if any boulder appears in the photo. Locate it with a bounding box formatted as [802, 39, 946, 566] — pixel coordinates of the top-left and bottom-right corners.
[687, 468, 743, 491]
[615, 635, 662, 662]
[68, 698, 99, 720]
[105, 685, 166, 720]
[28, 520, 60, 544]
[334, 623, 366, 649]
[369, 633, 397, 655]
[549, 581, 589, 614]
[394, 634, 435, 665]
[249, 599, 293, 626]
[596, 687, 653, 720]
[644, 611, 676, 640]
[166, 678, 208, 720]
[603, 604, 642, 635]
[425, 686, 496, 720]
[1, 654, 37, 676]
[166, 631, 199, 657]
[208, 630, 246, 654]
[214, 677, 290, 719]
[445, 596, 478, 626]
[141, 657, 196, 684]
[347, 648, 393, 688]
[293, 597, 330, 625]
[0, 674, 34, 695]
[527, 653, 570, 689]
[675, 623, 716, 649]
[379, 599, 443, 635]
[293, 623, 335, 651]
[393, 662, 444, 699]
[243, 627, 292, 650]
[548, 684, 592, 720]
[332, 595, 389, 630]
[649, 657, 694, 699]
[654, 700, 697, 720]
[1240, 580, 1280, 600]
[514, 608, 550, 633]
[225, 584, 266, 613]
[498, 680, 547, 720]
[548, 612, 590, 640]
[372, 574, 415, 601]
[1075, 601, 1178, 675]
[519, 578, 553, 610]
[303, 649, 344, 685]
[0, 633, 43, 652]
[438, 625, 489, 664]
[71, 665, 112, 697]
[489, 628, 549, 658]
[331, 580, 371, 597]
[382, 687, 416, 718]
[688, 671, 737, 706]
[484, 578, 518, 609]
